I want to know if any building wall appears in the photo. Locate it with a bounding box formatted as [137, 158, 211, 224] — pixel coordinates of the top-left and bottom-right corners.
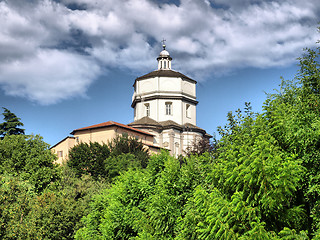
[182, 101, 196, 125]
[51, 137, 76, 164]
[74, 128, 116, 144]
[182, 131, 203, 153]
[135, 98, 196, 126]
[52, 126, 156, 162]
[154, 129, 204, 156]
[73, 127, 153, 146]
[133, 76, 197, 125]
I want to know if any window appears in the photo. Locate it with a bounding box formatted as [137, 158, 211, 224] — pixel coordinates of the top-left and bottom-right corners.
[145, 103, 150, 117]
[165, 102, 172, 115]
[163, 61, 167, 69]
[186, 104, 190, 118]
[57, 151, 63, 158]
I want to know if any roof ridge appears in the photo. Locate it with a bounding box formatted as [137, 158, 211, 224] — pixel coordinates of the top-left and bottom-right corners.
[71, 120, 154, 136]
[135, 69, 196, 83]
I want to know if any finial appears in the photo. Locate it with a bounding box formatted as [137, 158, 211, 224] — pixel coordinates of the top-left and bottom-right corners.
[161, 38, 166, 50]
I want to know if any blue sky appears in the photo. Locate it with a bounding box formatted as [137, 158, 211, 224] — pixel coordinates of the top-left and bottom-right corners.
[0, 0, 319, 146]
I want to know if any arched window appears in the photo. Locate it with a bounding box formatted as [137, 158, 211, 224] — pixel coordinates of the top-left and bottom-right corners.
[145, 103, 150, 117]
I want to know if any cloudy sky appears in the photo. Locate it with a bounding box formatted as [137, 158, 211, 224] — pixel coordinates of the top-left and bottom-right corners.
[0, 0, 319, 145]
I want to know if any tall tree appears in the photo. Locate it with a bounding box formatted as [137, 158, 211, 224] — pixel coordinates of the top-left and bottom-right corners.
[0, 107, 25, 139]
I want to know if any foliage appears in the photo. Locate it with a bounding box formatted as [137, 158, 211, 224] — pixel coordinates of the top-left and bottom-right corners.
[185, 135, 218, 157]
[19, 166, 108, 240]
[68, 141, 110, 179]
[0, 175, 34, 239]
[107, 134, 149, 168]
[0, 166, 108, 240]
[0, 134, 59, 192]
[68, 134, 150, 181]
[3, 40, 320, 240]
[75, 151, 215, 239]
[76, 45, 320, 239]
[0, 107, 25, 139]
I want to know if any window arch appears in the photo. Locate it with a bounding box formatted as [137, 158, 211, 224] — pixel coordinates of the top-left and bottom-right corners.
[145, 103, 150, 117]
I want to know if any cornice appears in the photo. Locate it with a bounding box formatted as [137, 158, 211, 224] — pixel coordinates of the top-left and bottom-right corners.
[131, 95, 199, 108]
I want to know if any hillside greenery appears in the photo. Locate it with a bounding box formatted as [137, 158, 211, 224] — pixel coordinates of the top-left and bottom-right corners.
[1, 44, 320, 239]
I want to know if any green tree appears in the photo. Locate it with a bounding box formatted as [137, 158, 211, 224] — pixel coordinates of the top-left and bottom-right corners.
[184, 136, 217, 157]
[0, 134, 59, 192]
[68, 134, 150, 181]
[19, 169, 108, 240]
[0, 166, 107, 240]
[108, 134, 149, 168]
[0, 175, 34, 239]
[75, 151, 214, 239]
[0, 107, 25, 139]
[68, 142, 110, 179]
[76, 43, 320, 239]
[175, 46, 320, 239]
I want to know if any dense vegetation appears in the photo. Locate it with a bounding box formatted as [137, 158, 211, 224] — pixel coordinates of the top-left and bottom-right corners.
[67, 134, 149, 181]
[1, 44, 320, 239]
[75, 46, 320, 239]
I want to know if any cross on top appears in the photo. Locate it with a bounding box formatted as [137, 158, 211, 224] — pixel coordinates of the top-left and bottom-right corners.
[161, 38, 166, 50]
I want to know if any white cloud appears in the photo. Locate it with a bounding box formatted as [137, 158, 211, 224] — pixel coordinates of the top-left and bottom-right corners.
[0, 49, 100, 105]
[0, 0, 319, 104]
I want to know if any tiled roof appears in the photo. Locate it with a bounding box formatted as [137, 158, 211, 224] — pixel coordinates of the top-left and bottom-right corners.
[129, 117, 210, 136]
[128, 116, 161, 127]
[134, 70, 196, 83]
[70, 121, 154, 136]
[50, 136, 75, 149]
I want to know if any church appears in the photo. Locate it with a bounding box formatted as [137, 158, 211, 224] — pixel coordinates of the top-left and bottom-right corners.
[51, 43, 211, 163]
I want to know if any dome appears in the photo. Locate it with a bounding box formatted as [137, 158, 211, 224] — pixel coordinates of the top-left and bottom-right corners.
[159, 49, 170, 57]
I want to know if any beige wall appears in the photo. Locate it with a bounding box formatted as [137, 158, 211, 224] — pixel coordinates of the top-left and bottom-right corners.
[73, 126, 154, 146]
[51, 137, 76, 164]
[51, 126, 156, 163]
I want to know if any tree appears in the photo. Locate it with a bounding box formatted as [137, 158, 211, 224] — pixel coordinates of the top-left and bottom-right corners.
[0, 166, 108, 240]
[107, 134, 150, 168]
[68, 134, 150, 181]
[0, 175, 34, 239]
[76, 43, 320, 239]
[0, 107, 25, 139]
[184, 136, 217, 157]
[68, 142, 110, 179]
[75, 151, 214, 239]
[0, 134, 59, 192]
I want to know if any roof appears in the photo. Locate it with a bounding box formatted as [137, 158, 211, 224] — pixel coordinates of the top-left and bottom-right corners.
[70, 121, 154, 136]
[134, 69, 196, 84]
[128, 116, 162, 127]
[129, 117, 211, 136]
[50, 136, 75, 149]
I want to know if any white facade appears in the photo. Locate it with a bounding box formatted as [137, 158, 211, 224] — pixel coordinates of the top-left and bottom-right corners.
[129, 44, 210, 156]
